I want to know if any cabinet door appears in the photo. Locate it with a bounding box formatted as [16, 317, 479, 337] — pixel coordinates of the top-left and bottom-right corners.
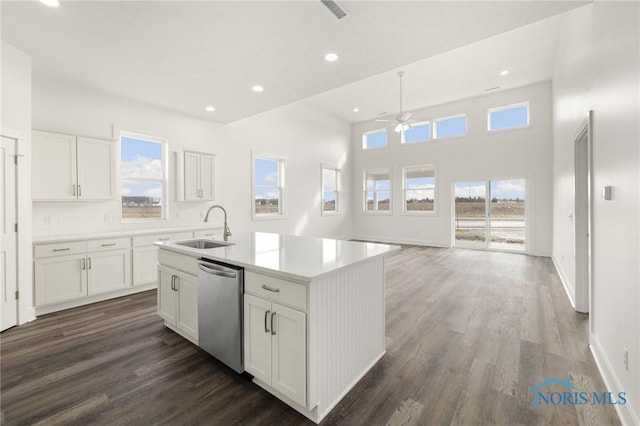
[76, 137, 116, 200]
[175, 271, 198, 343]
[31, 131, 77, 200]
[87, 249, 131, 295]
[35, 254, 87, 306]
[183, 152, 200, 201]
[244, 294, 272, 385]
[199, 154, 215, 200]
[158, 266, 177, 324]
[271, 303, 307, 407]
[132, 245, 159, 286]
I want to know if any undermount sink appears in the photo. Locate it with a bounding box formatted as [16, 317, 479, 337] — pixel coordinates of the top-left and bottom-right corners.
[174, 239, 234, 249]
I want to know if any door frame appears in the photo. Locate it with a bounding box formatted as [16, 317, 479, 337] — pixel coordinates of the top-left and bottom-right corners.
[573, 112, 593, 315]
[1, 129, 35, 326]
[1, 135, 18, 330]
[451, 177, 529, 253]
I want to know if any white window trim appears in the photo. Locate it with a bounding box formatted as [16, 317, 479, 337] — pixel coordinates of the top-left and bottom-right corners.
[487, 101, 530, 132]
[252, 152, 286, 221]
[321, 165, 341, 216]
[402, 164, 437, 216]
[433, 114, 467, 140]
[401, 121, 432, 145]
[119, 131, 168, 223]
[362, 128, 389, 150]
[363, 167, 393, 214]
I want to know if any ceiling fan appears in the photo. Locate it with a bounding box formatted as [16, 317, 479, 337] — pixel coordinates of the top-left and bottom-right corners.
[375, 71, 415, 133]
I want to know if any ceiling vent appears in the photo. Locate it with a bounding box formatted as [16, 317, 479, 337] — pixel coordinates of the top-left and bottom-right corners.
[321, 0, 348, 19]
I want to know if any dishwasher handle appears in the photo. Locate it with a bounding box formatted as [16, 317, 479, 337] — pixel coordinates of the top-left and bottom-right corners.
[198, 263, 237, 279]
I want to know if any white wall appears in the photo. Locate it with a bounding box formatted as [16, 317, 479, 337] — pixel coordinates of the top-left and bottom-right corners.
[552, 3, 639, 424]
[31, 76, 352, 240]
[1, 40, 34, 324]
[351, 82, 553, 255]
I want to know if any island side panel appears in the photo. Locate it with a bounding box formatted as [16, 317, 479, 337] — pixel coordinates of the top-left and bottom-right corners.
[309, 256, 386, 421]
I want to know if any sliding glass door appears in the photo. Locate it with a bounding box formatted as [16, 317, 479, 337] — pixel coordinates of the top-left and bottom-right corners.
[454, 179, 526, 251]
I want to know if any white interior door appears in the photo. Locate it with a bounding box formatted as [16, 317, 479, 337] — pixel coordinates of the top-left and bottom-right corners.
[1, 136, 18, 331]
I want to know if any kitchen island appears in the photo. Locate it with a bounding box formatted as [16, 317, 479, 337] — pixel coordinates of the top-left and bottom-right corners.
[155, 232, 399, 424]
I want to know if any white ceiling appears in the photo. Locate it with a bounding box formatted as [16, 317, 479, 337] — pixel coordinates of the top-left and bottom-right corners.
[1, 1, 586, 124]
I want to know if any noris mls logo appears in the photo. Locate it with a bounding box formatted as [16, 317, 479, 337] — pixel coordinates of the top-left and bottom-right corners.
[529, 377, 627, 408]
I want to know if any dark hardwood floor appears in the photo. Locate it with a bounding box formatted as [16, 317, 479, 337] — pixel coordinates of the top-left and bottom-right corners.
[1, 247, 620, 425]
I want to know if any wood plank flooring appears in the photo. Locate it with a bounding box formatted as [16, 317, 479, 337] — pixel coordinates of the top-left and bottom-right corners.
[1, 247, 620, 425]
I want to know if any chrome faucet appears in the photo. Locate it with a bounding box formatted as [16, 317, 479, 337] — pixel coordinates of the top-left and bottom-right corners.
[203, 205, 232, 241]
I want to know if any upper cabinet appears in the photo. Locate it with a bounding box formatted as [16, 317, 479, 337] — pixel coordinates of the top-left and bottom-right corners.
[32, 130, 116, 201]
[176, 150, 215, 201]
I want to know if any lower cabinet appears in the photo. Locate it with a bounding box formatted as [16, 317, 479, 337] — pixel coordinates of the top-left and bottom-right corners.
[35, 253, 87, 306]
[87, 249, 130, 295]
[244, 293, 306, 407]
[158, 265, 198, 344]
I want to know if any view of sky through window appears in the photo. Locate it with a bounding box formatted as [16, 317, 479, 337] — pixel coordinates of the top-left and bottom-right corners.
[489, 104, 529, 130]
[403, 122, 430, 143]
[364, 130, 387, 149]
[120, 135, 164, 220]
[434, 116, 466, 138]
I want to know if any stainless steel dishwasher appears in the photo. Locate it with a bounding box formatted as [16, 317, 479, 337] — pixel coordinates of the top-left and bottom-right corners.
[197, 259, 244, 373]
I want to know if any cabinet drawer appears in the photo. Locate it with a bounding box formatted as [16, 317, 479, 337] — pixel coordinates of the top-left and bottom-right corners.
[34, 241, 87, 258]
[245, 271, 307, 311]
[133, 232, 193, 247]
[158, 249, 198, 276]
[87, 237, 131, 252]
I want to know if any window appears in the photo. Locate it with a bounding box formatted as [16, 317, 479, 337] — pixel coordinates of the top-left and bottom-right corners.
[402, 121, 431, 144]
[253, 155, 284, 218]
[363, 129, 387, 149]
[488, 102, 529, 131]
[403, 165, 435, 212]
[434, 114, 467, 139]
[322, 166, 339, 214]
[120, 132, 166, 221]
[364, 169, 391, 212]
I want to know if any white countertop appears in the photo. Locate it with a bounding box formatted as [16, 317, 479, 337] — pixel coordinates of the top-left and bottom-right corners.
[33, 224, 223, 244]
[156, 232, 400, 280]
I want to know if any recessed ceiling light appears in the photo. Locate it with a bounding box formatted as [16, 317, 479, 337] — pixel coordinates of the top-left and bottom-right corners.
[325, 53, 338, 62]
[500, 70, 510, 76]
[252, 85, 264, 93]
[205, 106, 215, 112]
[353, 108, 359, 112]
[39, 0, 60, 7]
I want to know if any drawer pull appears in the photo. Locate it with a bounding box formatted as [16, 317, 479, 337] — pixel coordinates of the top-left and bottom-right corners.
[53, 248, 70, 252]
[271, 312, 276, 336]
[158, 237, 170, 241]
[101, 243, 116, 247]
[264, 310, 270, 333]
[261, 284, 280, 293]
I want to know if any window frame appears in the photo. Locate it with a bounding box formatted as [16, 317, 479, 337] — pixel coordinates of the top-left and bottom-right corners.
[119, 131, 168, 223]
[362, 128, 388, 150]
[401, 121, 432, 145]
[433, 114, 467, 139]
[487, 101, 530, 132]
[252, 152, 286, 221]
[321, 165, 340, 216]
[363, 168, 392, 214]
[402, 164, 437, 215]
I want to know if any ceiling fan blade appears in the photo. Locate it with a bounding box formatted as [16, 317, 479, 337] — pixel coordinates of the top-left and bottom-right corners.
[399, 112, 412, 122]
[375, 119, 394, 122]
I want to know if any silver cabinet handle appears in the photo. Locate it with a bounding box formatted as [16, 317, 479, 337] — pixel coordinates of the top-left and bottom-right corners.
[81, 258, 86, 270]
[271, 312, 276, 335]
[72, 184, 76, 196]
[170, 275, 175, 291]
[78, 185, 82, 197]
[173, 275, 179, 291]
[261, 284, 280, 293]
[101, 243, 116, 247]
[264, 310, 270, 333]
[53, 248, 70, 252]
[87, 257, 92, 269]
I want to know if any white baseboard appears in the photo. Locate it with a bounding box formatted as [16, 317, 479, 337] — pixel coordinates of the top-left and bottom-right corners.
[590, 334, 639, 426]
[349, 235, 448, 248]
[552, 254, 575, 309]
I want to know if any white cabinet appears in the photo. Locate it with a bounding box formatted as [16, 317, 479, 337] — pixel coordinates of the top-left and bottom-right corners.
[244, 284, 307, 407]
[176, 150, 215, 201]
[132, 231, 192, 286]
[157, 265, 198, 344]
[32, 130, 116, 201]
[34, 237, 131, 308]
